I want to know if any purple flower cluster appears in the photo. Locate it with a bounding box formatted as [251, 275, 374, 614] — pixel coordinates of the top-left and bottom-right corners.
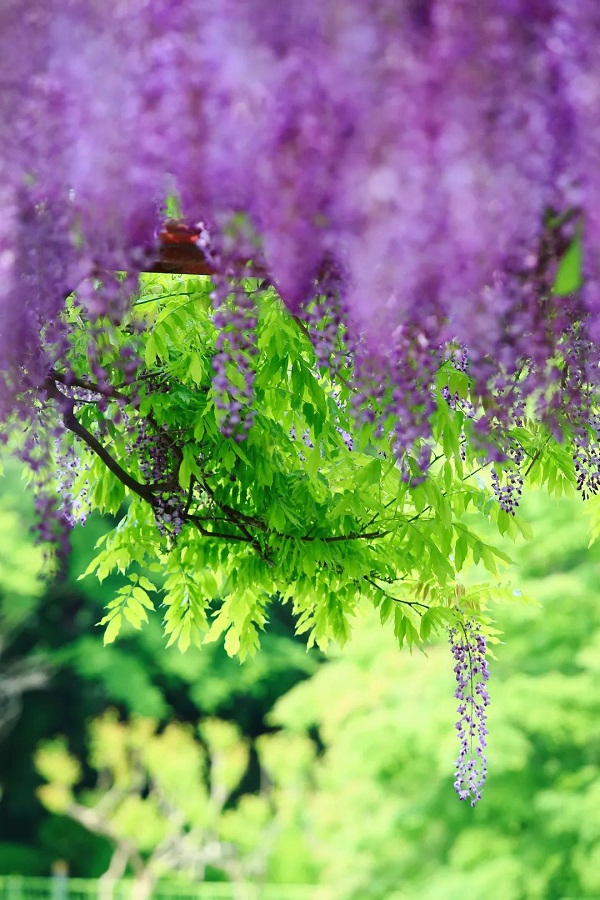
[572, 412, 600, 500]
[136, 423, 186, 538]
[301, 267, 352, 377]
[441, 386, 475, 420]
[346, 317, 444, 480]
[449, 619, 490, 807]
[444, 343, 470, 376]
[491, 443, 526, 515]
[18, 416, 72, 563]
[6, 2, 600, 524]
[53, 432, 89, 529]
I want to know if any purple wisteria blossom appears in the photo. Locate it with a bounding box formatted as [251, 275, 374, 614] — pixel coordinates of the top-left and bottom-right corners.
[449, 618, 490, 806]
[4, 2, 600, 521]
[2, 3, 600, 415]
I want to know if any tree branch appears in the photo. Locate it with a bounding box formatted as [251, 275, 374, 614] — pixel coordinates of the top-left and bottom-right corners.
[299, 529, 388, 543]
[44, 377, 155, 505]
[50, 369, 130, 403]
[363, 574, 429, 615]
[186, 514, 254, 543]
[45, 374, 390, 558]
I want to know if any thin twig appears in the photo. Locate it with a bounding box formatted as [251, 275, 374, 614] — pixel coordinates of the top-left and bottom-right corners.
[362, 575, 429, 615]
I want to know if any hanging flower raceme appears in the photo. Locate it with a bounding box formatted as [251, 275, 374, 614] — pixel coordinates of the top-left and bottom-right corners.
[449, 619, 490, 806]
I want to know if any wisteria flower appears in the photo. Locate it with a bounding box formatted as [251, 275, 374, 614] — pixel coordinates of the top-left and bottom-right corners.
[449, 618, 490, 806]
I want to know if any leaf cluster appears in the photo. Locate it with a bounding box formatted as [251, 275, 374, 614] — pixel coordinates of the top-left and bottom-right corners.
[32, 275, 583, 657]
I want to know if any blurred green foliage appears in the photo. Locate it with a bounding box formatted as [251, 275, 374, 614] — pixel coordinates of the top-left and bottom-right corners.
[4, 455, 600, 896]
[0, 461, 318, 877]
[0, 460, 44, 632]
[266, 490, 600, 898]
[34, 711, 318, 889]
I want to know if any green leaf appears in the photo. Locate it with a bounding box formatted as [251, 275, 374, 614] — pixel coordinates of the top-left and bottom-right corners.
[21, 272, 550, 662]
[188, 353, 205, 385]
[137, 576, 157, 593]
[102, 614, 123, 645]
[379, 596, 394, 625]
[420, 608, 435, 641]
[553, 233, 582, 295]
[224, 627, 241, 657]
[132, 586, 153, 609]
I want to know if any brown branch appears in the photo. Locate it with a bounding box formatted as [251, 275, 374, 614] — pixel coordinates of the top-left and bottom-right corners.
[50, 369, 130, 403]
[299, 529, 388, 543]
[46, 369, 386, 557]
[186, 514, 254, 543]
[44, 377, 154, 505]
[200, 473, 389, 544]
[197, 480, 269, 539]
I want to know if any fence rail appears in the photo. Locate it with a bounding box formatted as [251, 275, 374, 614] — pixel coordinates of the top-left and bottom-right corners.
[0, 877, 332, 900]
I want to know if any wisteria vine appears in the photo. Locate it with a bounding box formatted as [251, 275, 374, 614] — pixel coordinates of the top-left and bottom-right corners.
[4, 2, 600, 808]
[449, 619, 490, 806]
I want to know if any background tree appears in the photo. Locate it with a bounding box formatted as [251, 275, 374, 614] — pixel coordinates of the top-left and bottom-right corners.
[0, 464, 318, 877]
[35, 713, 283, 895]
[0, 462, 48, 739]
